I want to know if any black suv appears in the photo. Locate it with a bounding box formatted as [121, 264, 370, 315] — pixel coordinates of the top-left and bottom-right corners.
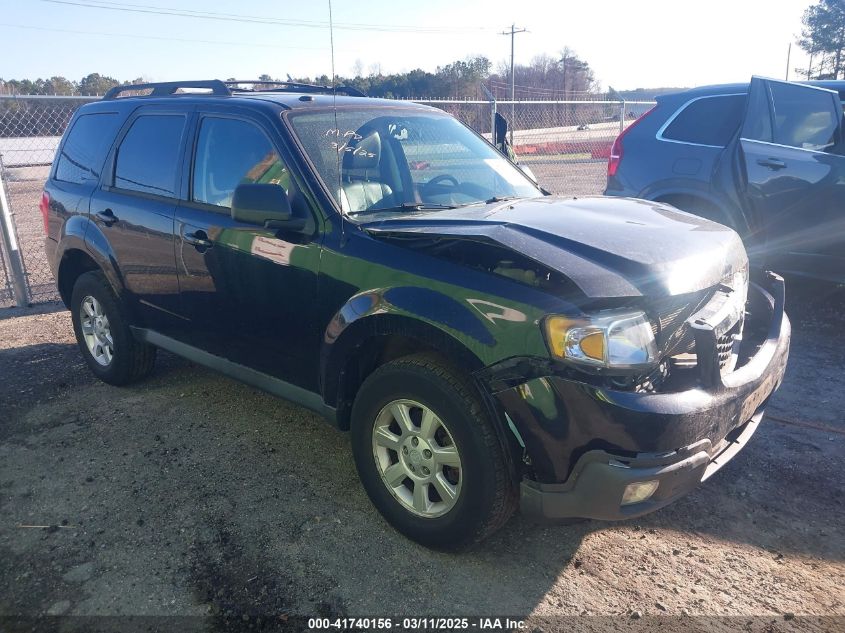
[605, 76, 845, 283]
[44, 80, 790, 550]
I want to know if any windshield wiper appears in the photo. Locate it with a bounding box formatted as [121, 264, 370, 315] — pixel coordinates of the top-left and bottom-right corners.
[484, 195, 521, 204]
[348, 202, 458, 217]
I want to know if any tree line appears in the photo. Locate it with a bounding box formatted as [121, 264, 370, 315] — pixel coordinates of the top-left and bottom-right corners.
[798, 0, 845, 80]
[0, 51, 608, 138]
[0, 73, 135, 97]
[0, 51, 599, 100]
[290, 51, 598, 100]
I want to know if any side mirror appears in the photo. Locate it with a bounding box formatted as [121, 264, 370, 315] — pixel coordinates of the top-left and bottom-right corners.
[231, 183, 305, 231]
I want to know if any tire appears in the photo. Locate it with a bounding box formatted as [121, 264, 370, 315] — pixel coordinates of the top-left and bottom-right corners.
[350, 353, 518, 550]
[70, 270, 156, 386]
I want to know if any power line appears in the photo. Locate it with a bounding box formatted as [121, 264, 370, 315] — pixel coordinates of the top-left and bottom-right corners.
[0, 22, 327, 49]
[39, 0, 490, 33]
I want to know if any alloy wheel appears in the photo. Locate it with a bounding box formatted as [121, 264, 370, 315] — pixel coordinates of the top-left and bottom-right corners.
[371, 399, 463, 518]
[79, 295, 114, 366]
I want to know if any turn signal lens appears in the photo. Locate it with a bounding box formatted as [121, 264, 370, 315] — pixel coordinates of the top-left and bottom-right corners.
[577, 331, 605, 361]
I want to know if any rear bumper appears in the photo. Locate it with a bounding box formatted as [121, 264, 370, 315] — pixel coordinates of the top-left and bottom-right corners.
[45, 236, 59, 280]
[494, 273, 790, 521]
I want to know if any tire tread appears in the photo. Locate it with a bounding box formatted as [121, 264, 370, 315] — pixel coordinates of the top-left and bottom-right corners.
[359, 352, 518, 548]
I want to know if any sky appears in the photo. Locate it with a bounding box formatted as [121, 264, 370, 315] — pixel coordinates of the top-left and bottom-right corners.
[0, 0, 816, 91]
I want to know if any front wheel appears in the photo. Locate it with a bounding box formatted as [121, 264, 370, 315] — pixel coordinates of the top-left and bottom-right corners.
[350, 354, 518, 550]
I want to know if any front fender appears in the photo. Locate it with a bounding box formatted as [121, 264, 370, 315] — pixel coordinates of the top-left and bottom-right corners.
[320, 286, 507, 408]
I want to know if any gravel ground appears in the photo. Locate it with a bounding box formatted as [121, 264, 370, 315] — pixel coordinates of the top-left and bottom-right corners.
[0, 280, 843, 631]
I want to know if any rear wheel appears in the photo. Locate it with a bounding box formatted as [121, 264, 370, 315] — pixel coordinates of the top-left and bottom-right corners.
[70, 270, 156, 385]
[350, 353, 518, 550]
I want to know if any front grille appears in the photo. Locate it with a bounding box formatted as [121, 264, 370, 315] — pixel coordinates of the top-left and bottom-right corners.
[648, 290, 712, 356]
[717, 332, 734, 368]
[660, 276, 748, 382]
[717, 319, 744, 373]
[658, 303, 688, 333]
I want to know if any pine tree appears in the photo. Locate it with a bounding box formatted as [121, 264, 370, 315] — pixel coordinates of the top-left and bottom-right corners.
[798, 0, 845, 80]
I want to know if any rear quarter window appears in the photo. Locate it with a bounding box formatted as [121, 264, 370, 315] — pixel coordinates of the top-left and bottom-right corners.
[660, 94, 746, 147]
[55, 113, 122, 184]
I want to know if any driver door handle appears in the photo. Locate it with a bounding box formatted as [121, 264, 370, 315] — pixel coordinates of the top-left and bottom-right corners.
[757, 158, 787, 170]
[183, 229, 213, 250]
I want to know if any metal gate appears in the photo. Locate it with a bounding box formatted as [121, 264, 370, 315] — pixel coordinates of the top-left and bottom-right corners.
[0, 95, 98, 307]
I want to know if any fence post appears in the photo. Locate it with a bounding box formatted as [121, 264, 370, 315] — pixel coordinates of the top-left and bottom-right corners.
[619, 100, 626, 135]
[0, 154, 30, 307]
[480, 83, 496, 139]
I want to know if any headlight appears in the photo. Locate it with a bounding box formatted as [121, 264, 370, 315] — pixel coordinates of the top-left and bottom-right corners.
[544, 310, 658, 371]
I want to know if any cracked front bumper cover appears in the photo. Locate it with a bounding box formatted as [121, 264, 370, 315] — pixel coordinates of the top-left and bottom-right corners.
[494, 273, 790, 521]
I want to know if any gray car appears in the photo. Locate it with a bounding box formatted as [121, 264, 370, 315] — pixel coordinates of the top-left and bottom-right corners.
[605, 77, 845, 283]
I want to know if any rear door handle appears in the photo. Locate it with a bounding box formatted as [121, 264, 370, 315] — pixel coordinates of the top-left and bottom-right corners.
[757, 158, 787, 170]
[183, 229, 213, 250]
[95, 209, 118, 226]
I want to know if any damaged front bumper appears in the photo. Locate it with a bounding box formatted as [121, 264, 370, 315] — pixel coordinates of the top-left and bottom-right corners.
[492, 273, 790, 521]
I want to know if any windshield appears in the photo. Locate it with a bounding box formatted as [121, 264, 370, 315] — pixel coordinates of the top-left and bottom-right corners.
[286, 107, 542, 219]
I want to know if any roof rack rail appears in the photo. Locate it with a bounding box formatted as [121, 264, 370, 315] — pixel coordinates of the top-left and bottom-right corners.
[101, 79, 367, 101]
[224, 80, 366, 97]
[103, 80, 231, 100]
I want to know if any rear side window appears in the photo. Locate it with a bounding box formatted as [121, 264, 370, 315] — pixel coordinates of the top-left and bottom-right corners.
[55, 113, 121, 184]
[769, 82, 840, 152]
[114, 115, 185, 196]
[661, 95, 745, 147]
[192, 117, 291, 208]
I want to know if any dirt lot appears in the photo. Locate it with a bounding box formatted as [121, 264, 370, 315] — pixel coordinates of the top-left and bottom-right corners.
[0, 278, 843, 631]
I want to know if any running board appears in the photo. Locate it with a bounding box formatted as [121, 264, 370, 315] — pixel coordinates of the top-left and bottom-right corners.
[131, 327, 337, 424]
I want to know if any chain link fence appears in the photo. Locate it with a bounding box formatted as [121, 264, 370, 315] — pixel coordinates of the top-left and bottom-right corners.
[0, 95, 99, 307]
[0, 94, 655, 307]
[415, 99, 656, 196]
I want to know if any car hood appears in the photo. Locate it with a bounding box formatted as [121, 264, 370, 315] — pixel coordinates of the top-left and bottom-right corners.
[361, 196, 748, 298]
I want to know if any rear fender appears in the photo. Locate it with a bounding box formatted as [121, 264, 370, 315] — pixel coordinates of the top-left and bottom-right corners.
[56, 216, 127, 309]
[644, 185, 748, 234]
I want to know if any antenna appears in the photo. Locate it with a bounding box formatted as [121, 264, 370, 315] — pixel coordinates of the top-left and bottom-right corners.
[328, 0, 345, 243]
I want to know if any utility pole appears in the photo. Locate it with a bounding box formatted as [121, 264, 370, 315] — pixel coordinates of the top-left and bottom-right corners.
[560, 48, 570, 127]
[500, 24, 527, 144]
[785, 42, 792, 81]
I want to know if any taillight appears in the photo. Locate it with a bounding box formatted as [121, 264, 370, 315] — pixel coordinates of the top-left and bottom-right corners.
[607, 105, 657, 178]
[40, 191, 50, 234]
